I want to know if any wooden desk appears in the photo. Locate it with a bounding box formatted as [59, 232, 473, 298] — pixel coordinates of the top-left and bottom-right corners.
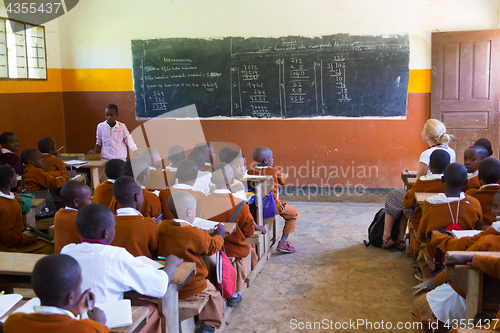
[23, 198, 45, 229]
[401, 170, 417, 187]
[68, 160, 106, 190]
[415, 192, 439, 209]
[446, 251, 500, 320]
[407, 177, 417, 189]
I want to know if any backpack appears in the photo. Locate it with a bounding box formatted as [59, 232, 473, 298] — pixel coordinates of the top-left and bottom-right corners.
[363, 208, 400, 247]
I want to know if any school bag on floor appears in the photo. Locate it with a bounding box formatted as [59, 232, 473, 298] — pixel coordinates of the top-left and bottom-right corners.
[363, 208, 400, 247]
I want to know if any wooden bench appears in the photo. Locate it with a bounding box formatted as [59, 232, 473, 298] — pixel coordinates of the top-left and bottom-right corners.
[401, 169, 417, 187]
[23, 198, 45, 229]
[178, 295, 210, 332]
[415, 192, 439, 209]
[35, 217, 55, 230]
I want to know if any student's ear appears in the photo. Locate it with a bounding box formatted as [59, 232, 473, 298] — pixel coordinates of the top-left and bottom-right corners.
[100, 229, 108, 240]
[72, 197, 80, 209]
[133, 191, 140, 202]
[63, 291, 74, 308]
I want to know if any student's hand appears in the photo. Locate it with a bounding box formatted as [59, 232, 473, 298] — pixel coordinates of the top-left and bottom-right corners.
[256, 224, 267, 235]
[72, 288, 95, 314]
[31, 235, 39, 243]
[88, 307, 107, 325]
[68, 170, 77, 178]
[55, 150, 61, 158]
[87, 149, 95, 156]
[165, 255, 183, 268]
[214, 223, 227, 237]
[445, 254, 474, 266]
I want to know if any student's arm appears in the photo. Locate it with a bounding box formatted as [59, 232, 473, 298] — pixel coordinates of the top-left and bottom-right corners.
[275, 169, 286, 186]
[38, 170, 71, 189]
[254, 221, 266, 234]
[203, 223, 226, 256]
[0, 208, 33, 248]
[416, 202, 431, 243]
[471, 254, 500, 279]
[88, 145, 101, 156]
[89, 123, 103, 155]
[162, 255, 184, 282]
[122, 125, 139, 155]
[416, 162, 428, 178]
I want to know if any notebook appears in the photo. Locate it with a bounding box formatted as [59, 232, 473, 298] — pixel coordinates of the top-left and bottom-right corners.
[451, 230, 481, 238]
[0, 294, 23, 319]
[95, 299, 133, 328]
[192, 217, 220, 231]
[0, 297, 40, 323]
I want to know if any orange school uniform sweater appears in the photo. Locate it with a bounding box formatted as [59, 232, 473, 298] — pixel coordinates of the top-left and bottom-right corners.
[465, 185, 500, 228]
[248, 166, 285, 207]
[42, 154, 66, 177]
[197, 192, 255, 258]
[431, 226, 500, 253]
[463, 174, 481, 192]
[54, 208, 81, 254]
[0, 193, 33, 248]
[21, 165, 70, 191]
[158, 219, 224, 298]
[158, 187, 206, 220]
[403, 176, 446, 231]
[4, 312, 108, 333]
[92, 181, 114, 207]
[417, 194, 482, 259]
[111, 214, 158, 258]
[109, 189, 162, 219]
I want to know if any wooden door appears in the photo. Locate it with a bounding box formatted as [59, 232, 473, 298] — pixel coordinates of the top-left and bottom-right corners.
[431, 29, 500, 159]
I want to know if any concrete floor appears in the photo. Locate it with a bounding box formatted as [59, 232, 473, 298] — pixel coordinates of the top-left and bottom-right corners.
[225, 202, 417, 333]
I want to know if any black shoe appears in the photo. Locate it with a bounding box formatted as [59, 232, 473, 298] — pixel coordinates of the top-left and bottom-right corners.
[227, 292, 242, 307]
[196, 323, 215, 333]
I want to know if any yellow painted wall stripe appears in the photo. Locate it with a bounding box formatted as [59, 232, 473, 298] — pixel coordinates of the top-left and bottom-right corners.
[1, 68, 431, 94]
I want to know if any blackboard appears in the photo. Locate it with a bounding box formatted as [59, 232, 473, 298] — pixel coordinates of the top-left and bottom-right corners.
[131, 34, 409, 119]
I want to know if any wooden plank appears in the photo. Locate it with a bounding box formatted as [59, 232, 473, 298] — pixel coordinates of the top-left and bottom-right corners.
[178, 296, 209, 321]
[245, 230, 262, 245]
[466, 269, 483, 320]
[0, 252, 46, 276]
[415, 192, 439, 209]
[152, 261, 196, 289]
[23, 198, 46, 228]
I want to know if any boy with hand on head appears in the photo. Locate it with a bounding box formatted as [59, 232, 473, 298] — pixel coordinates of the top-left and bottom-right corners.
[54, 181, 92, 253]
[0, 165, 53, 253]
[188, 149, 213, 193]
[0, 132, 23, 175]
[158, 192, 225, 333]
[92, 159, 125, 207]
[19, 149, 75, 192]
[61, 204, 183, 333]
[4, 254, 107, 333]
[159, 159, 206, 220]
[463, 145, 490, 191]
[87, 104, 139, 161]
[465, 157, 500, 227]
[111, 176, 159, 258]
[38, 136, 68, 177]
[248, 146, 298, 253]
[197, 163, 255, 305]
[109, 158, 162, 219]
[417, 163, 483, 262]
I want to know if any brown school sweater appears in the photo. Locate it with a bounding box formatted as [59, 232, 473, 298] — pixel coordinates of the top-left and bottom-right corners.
[417, 194, 482, 259]
[92, 181, 114, 207]
[158, 219, 224, 298]
[42, 154, 67, 177]
[465, 185, 500, 228]
[248, 166, 286, 207]
[21, 165, 70, 191]
[403, 177, 446, 231]
[111, 214, 158, 258]
[109, 189, 162, 219]
[464, 175, 481, 192]
[4, 313, 109, 333]
[0, 194, 33, 248]
[54, 208, 81, 254]
[158, 187, 206, 220]
[197, 192, 254, 258]
[431, 226, 500, 253]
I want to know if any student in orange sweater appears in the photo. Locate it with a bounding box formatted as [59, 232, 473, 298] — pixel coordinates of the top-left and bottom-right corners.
[159, 159, 206, 220]
[248, 146, 298, 253]
[188, 149, 212, 193]
[4, 254, 107, 333]
[92, 159, 124, 207]
[109, 158, 162, 219]
[38, 136, 68, 177]
[20, 149, 75, 192]
[197, 163, 255, 304]
[54, 181, 92, 253]
[417, 163, 483, 262]
[158, 191, 225, 333]
[0, 131, 23, 175]
[111, 176, 159, 258]
[463, 145, 489, 192]
[0, 165, 54, 253]
[465, 157, 500, 228]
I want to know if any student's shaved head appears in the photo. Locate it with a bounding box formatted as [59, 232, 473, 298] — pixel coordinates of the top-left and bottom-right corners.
[474, 138, 493, 157]
[252, 146, 272, 163]
[188, 149, 205, 170]
[429, 150, 451, 175]
[0, 165, 15, 188]
[212, 163, 233, 189]
[467, 145, 490, 160]
[60, 181, 90, 206]
[168, 145, 185, 163]
[113, 176, 141, 205]
[37, 136, 55, 153]
[20, 148, 41, 165]
[478, 157, 500, 185]
[194, 142, 209, 156]
[76, 204, 115, 239]
[168, 191, 196, 220]
[124, 158, 150, 182]
[225, 151, 244, 165]
[31, 254, 81, 306]
[219, 148, 235, 163]
[176, 159, 199, 183]
[105, 159, 125, 180]
[443, 163, 468, 188]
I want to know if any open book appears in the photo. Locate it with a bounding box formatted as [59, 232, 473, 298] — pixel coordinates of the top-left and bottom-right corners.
[95, 299, 133, 329]
[0, 297, 40, 323]
[451, 230, 481, 238]
[0, 294, 23, 319]
[64, 160, 90, 168]
[192, 217, 220, 231]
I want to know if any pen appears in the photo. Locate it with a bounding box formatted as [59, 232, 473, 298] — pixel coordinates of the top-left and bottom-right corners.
[57, 146, 64, 151]
[156, 214, 163, 221]
[70, 165, 73, 171]
[157, 256, 166, 260]
[86, 294, 92, 310]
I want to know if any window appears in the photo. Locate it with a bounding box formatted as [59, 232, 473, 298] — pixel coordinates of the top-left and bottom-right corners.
[0, 18, 46, 80]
